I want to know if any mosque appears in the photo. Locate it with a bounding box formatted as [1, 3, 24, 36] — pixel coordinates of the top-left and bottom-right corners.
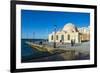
[48, 23, 90, 43]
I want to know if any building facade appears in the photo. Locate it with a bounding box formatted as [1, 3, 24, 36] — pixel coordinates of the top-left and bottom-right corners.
[48, 23, 90, 43]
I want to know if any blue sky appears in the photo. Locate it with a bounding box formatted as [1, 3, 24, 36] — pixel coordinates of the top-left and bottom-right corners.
[21, 10, 90, 39]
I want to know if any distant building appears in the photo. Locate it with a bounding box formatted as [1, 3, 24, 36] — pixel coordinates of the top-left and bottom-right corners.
[48, 23, 90, 43]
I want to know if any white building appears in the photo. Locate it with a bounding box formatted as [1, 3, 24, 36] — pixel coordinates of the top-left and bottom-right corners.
[48, 23, 90, 43]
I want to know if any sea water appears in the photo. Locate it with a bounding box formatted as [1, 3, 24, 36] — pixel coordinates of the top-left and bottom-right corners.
[21, 39, 50, 62]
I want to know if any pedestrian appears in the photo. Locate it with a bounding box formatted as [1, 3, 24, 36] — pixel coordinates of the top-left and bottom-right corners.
[71, 39, 73, 46]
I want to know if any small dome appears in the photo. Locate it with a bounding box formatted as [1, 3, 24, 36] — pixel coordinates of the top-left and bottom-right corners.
[62, 23, 78, 32]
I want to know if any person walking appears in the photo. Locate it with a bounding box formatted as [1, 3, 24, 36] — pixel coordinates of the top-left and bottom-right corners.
[71, 39, 74, 46]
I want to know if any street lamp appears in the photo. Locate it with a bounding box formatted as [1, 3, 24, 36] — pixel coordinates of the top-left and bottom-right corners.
[32, 32, 35, 42]
[54, 25, 57, 48]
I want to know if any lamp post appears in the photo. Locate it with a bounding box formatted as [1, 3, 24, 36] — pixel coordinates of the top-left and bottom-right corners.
[54, 25, 57, 48]
[33, 32, 35, 42]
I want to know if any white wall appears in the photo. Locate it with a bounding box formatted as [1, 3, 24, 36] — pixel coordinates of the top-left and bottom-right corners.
[0, 0, 99, 73]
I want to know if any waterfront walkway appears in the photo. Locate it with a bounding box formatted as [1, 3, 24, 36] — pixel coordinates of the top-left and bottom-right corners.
[26, 41, 90, 55]
[45, 42, 90, 54]
[24, 41, 90, 62]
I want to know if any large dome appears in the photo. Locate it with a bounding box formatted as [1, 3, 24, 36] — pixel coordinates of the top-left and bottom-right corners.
[62, 23, 78, 32]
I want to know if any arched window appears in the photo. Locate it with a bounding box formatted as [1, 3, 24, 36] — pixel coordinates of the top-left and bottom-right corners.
[68, 34, 70, 40]
[56, 35, 58, 40]
[51, 35, 53, 40]
[61, 35, 64, 41]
